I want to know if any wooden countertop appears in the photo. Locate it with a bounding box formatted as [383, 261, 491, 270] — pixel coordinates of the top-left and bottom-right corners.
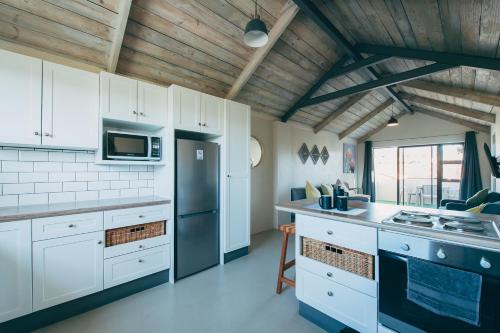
[0, 196, 171, 223]
[276, 199, 500, 251]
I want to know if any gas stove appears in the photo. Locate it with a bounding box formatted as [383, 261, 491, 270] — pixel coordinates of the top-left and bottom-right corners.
[383, 210, 500, 240]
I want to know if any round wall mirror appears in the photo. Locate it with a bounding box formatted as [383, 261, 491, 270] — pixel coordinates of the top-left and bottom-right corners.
[250, 136, 263, 168]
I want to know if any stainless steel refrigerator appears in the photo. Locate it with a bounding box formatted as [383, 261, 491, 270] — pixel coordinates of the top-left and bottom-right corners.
[175, 139, 219, 280]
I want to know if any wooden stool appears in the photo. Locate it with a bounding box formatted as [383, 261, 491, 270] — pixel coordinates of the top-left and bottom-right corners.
[276, 223, 296, 294]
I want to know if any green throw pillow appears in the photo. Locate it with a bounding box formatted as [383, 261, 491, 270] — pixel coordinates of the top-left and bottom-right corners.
[321, 183, 334, 196]
[466, 203, 487, 214]
[466, 189, 489, 207]
[305, 181, 321, 199]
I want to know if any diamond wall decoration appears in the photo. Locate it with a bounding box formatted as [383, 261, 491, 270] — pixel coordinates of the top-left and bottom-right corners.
[320, 146, 330, 165]
[310, 145, 320, 165]
[298, 143, 310, 164]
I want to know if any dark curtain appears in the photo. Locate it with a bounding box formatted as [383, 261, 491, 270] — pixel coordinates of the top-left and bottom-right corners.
[459, 131, 483, 200]
[362, 141, 375, 202]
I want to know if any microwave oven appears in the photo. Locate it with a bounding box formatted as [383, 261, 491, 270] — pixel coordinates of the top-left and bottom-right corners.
[105, 130, 161, 161]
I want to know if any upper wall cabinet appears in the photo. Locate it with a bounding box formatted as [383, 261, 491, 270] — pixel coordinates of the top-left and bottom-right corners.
[171, 85, 224, 135]
[0, 49, 42, 146]
[100, 72, 167, 127]
[42, 62, 99, 150]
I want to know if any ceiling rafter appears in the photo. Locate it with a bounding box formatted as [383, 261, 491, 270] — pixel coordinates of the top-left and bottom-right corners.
[107, 0, 132, 72]
[313, 92, 368, 133]
[339, 99, 394, 140]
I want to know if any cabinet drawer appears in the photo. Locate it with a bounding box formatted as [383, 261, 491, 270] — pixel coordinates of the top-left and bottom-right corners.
[297, 255, 377, 297]
[104, 245, 170, 288]
[296, 268, 377, 333]
[104, 204, 170, 229]
[33, 212, 103, 241]
[296, 214, 377, 255]
[104, 234, 170, 259]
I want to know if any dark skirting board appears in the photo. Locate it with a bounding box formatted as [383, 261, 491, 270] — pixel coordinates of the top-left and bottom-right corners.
[0, 270, 169, 333]
[224, 246, 249, 263]
[299, 301, 357, 333]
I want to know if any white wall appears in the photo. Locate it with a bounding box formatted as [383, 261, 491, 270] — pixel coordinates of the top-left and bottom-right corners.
[357, 112, 491, 193]
[250, 114, 274, 234]
[274, 121, 357, 227]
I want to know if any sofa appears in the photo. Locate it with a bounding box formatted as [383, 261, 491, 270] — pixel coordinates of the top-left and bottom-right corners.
[441, 192, 500, 214]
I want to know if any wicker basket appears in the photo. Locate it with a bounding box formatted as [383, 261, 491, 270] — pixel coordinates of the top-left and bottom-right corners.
[301, 237, 374, 280]
[106, 221, 165, 247]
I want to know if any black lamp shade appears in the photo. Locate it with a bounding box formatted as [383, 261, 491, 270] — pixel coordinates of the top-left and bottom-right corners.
[387, 116, 399, 127]
[244, 18, 268, 47]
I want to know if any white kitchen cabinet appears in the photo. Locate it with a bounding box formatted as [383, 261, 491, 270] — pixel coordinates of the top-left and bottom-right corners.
[171, 85, 224, 135]
[0, 220, 32, 323]
[42, 61, 99, 149]
[138, 81, 168, 126]
[100, 72, 138, 123]
[224, 100, 251, 252]
[0, 49, 42, 146]
[33, 231, 104, 311]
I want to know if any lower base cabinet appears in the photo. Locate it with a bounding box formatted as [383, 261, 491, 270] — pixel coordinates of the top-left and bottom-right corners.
[0, 220, 32, 324]
[33, 231, 104, 311]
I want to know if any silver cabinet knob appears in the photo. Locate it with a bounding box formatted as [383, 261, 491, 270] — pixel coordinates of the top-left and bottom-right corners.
[198, 122, 202, 126]
[327, 291, 333, 297]
[138, 215, 144, 218]
[68, 224, 76, 228]
[227, 174, 231, 178]
[98, 240, 103, 245]
[43, 132, 52, 137]
[436, 248, 447, 259]
[132, 110, 137, 115]
[326, 272, 333, 278]
[139, 112, 145, 116]
[139, 245, 144, 249]
[34, 131, 40, 136]
[401, 244, 410, 251]
[138, 259, 144, 263]
[480, 257, 492, 269]
[203, 123, 207, 126]
[326, 230, 333, 235]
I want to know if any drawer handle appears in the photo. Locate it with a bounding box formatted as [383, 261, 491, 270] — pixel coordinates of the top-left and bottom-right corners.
[138, 259, 144, 263]
[98, 240, 103, 245]
[139, 215, 145, 218]
[139, 245, 144, 249]
[327, 291, 334, 297]
[68, 224, 76, 228]
[326, 230, 333, 235]
[326, 272, 333, 278]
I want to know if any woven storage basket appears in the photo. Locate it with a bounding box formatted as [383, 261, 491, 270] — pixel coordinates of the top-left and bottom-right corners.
[106, 221, 165, 247]
[302, 237, 374, 280]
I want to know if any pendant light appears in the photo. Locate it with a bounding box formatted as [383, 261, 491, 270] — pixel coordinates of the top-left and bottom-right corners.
[244, 0, 268, 48]
[387, 104, 399, 127]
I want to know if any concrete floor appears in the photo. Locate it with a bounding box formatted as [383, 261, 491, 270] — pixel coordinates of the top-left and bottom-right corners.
[35, 230, 324, 333]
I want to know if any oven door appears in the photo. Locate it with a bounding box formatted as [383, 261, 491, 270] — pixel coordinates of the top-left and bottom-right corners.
[106, 132, 149, 160]
[379, 250, 499, 333]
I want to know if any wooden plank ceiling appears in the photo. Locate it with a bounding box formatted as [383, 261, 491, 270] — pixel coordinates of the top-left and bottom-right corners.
[0, 0, 498, 140]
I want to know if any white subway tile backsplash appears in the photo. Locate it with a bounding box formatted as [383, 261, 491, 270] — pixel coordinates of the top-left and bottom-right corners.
[19, 193, 48, 206]
[88, 181, 110, 191]
[0, 173, 19, 184]
[19, 150, 48, 161]
[0, 147, 156, 207]
[35, 182, 62, 193]
[49, 151, 75, 162]
[63, 162, 87, 172]
[0, 195, 18, 207]
[63, 182, 87, 192]
[3, 183, 34, 195]
[34, 162, 62, 172]
[19, 172, 48, 183]
[2, 161, 33, 172]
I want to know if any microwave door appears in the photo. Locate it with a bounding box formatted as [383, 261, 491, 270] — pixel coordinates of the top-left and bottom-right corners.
[107, 132, 148, 160]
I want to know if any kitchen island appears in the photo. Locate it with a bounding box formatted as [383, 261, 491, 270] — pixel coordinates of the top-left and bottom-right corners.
[276, 199, 500, 333]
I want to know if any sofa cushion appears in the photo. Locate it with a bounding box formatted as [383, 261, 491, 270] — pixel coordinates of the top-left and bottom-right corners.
[485, 192, 500, 203]
[321, 183, 334, 196]
[466, 203, 487, 213]
[465, 189, 489, 207]
[305, 181, 321, 199]
[481, 202, 500, 215]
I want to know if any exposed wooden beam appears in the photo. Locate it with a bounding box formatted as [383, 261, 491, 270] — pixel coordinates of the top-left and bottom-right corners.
[414, 106, 491, 134]
[356, 44, 500, 72]
[404, 94, 496, 124]
[300, 63, 454, 108]
[107, 0, 132, 72]
[226, 1, 299, 99]
[339, 99, 394, 140]
[291, 0, 413, 114]
[313, 92, 368, 133]
[399, 79, 500, 108]
[357, 112, 407, 143]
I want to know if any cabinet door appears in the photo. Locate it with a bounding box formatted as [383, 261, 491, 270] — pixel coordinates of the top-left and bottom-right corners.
[100, 72, 137, 122]
[0, 49, 42, 146]
[0, 220, 32, 323]
[33, 231, 104, 311]
[200, 93, 224, 135]
[42, 62, 99, 149]
[137, 81, 167, 126]
[172, 85, 201, 132]
[225, 100, 251, 252]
